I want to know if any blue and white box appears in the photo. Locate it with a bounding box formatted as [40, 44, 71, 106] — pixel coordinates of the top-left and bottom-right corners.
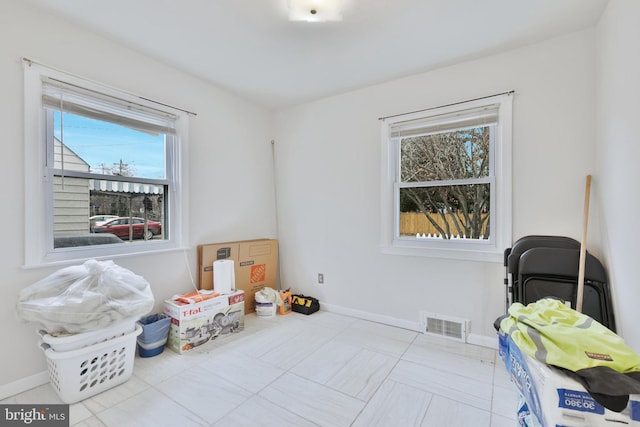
[498, 329, 640, 426]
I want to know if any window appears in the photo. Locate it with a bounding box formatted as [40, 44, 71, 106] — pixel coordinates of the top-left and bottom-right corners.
[381, 93, 512, 262]
[24, 62, 189, 266]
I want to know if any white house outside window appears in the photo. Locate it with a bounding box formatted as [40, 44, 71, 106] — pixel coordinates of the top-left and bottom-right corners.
[24, 62, 189, 266]
[380, 93, 512, 262]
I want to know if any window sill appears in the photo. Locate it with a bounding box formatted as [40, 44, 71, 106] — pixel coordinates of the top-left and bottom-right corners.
[381, 243, 503, 263]
[23, 241, 188, 270]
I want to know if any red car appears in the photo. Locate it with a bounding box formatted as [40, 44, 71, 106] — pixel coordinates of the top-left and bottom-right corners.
[92, 217, 162, 240]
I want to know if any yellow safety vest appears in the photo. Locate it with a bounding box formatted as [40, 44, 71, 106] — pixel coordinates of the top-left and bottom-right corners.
[500, 298, 640, 412]
[501, 298, 640, 373]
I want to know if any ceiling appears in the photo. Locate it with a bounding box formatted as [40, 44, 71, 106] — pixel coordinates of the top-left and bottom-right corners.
[23, 0, 608, 110]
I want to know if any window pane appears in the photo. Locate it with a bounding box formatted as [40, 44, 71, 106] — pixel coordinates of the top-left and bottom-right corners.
[399, 184, 490, 239]
[400, 126, 491, 182]
[53, 176, 166, 246]
[50, 110, 168, 248]
[52, 111, 166, 179]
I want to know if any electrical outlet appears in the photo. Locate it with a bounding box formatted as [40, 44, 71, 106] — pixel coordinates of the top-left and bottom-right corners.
[317, 273, 324, 284]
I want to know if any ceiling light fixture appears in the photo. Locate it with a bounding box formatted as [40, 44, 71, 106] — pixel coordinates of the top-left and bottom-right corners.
[288, 0, 343, 22]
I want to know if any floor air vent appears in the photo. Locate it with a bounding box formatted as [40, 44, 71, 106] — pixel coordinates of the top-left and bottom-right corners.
[420, 311, 469, 343]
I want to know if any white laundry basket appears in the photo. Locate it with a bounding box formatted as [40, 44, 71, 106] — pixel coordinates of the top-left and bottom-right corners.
[37, 318, 137, 352]
[39, 324, 142, 404]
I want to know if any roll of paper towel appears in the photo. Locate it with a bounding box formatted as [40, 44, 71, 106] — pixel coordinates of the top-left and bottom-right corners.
[213, 259, 235, 294]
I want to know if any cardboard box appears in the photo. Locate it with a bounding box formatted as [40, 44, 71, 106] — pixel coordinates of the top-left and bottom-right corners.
[198, 239, 278, 314]
[163, 290, 244, 354]
[498, 330, 640, 426]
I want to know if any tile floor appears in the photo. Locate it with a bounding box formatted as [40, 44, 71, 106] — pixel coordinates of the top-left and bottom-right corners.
[2, 311, 519, 426]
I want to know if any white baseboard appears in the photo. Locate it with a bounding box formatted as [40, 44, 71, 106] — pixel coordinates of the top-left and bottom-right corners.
[0, 371, 49, 401]
[321, 303, 422, 332]
[322, 303, 498, 349]
[468, 333, 498, 349]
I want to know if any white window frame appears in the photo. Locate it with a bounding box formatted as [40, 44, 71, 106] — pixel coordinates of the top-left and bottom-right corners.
[23, 62, 189, 267]
[380, 93, 512, 262]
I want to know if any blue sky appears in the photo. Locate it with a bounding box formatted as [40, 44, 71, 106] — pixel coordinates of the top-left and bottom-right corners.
[54, 112, 166, 179]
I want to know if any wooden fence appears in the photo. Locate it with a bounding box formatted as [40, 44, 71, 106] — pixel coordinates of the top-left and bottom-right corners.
[399, 212, 489, 238]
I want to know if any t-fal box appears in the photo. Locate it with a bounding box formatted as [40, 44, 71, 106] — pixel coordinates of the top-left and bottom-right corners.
[498, 329, 640, 426]
[164, 290, 244, 354]
[197, 239, 278, 314]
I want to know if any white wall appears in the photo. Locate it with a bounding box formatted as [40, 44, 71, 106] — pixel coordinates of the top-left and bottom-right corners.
[274, 29, 598, 344]
[595, 0, 640, 352]
[0, 2, 276, 394]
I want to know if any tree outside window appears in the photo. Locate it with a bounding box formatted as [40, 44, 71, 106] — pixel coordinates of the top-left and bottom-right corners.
[399, 125, 491, 240]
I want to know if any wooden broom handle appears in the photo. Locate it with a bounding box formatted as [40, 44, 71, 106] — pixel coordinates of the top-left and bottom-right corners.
[576, 175, 591, 312]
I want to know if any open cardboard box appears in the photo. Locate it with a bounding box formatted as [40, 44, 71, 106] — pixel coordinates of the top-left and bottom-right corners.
[197, 239, 278, 314]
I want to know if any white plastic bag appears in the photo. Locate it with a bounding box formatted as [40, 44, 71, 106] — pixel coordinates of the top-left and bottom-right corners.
[17, 259, 154, 334]
[255, 287, 282, 306]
